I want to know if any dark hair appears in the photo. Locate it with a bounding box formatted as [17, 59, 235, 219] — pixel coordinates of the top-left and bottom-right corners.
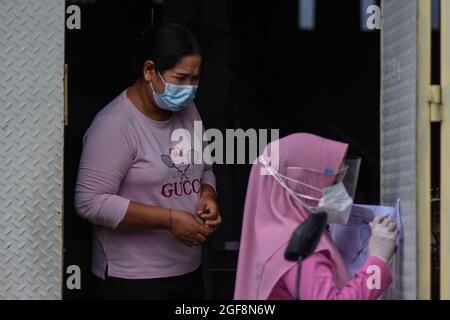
[132, 23, 201, 79]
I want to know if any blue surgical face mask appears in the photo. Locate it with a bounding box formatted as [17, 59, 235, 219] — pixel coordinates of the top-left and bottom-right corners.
[150, 71, 198, 112]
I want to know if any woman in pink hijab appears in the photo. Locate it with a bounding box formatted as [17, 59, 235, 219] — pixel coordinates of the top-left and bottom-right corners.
[234, 133, 397, 300]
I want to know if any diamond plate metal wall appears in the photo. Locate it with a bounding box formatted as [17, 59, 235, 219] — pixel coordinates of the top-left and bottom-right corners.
[0, 0, 64, 299]
[380, 0, 418, 300]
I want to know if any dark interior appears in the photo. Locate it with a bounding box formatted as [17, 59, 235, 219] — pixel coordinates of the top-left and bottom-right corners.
[63, 0, 381, 299]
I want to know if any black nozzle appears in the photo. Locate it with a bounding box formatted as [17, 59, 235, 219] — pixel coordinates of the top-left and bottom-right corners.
[285, 212, 328, 261]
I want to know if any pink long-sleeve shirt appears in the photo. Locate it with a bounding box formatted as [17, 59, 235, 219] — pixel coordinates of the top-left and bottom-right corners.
[74, 90, 215, 280]
[268, 251, 392, 300]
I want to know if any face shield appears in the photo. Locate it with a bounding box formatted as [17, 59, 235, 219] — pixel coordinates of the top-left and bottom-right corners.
[341, 157, 361, 199]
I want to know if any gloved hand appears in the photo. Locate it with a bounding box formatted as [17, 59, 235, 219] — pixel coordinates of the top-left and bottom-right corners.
[368, 215, 399, 262]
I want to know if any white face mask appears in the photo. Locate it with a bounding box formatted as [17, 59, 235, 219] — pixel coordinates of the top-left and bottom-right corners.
[317, 182, 353, 224]
[264, 164, 354, 225]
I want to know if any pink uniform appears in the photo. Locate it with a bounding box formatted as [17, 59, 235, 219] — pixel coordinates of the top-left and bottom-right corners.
[268, 252, 391, 300]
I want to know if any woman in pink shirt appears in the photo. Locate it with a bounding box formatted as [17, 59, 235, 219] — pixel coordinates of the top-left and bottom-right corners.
[75, 24, 221, 299]
[234, 133, 398, 300]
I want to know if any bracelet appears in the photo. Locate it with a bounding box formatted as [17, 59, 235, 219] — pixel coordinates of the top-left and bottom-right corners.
[168, 208, 173, 229]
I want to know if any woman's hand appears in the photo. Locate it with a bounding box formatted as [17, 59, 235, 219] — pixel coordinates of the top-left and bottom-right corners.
[368, 216, 399, 262]
[196, 185, 222, 231]
[168, 209, 212, 247]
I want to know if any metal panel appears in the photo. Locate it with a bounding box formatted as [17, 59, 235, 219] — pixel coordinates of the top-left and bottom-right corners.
[0, 0, 64, 299]
[441, 0, 450, 300]
[380, 0, 422, 300]
[416, 0, 432, 300]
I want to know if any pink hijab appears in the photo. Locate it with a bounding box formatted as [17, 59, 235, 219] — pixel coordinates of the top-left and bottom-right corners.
[234, 133, 351, 300]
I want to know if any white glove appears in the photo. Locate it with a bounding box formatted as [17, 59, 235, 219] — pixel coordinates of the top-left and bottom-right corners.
[368, 215, 399, 262]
